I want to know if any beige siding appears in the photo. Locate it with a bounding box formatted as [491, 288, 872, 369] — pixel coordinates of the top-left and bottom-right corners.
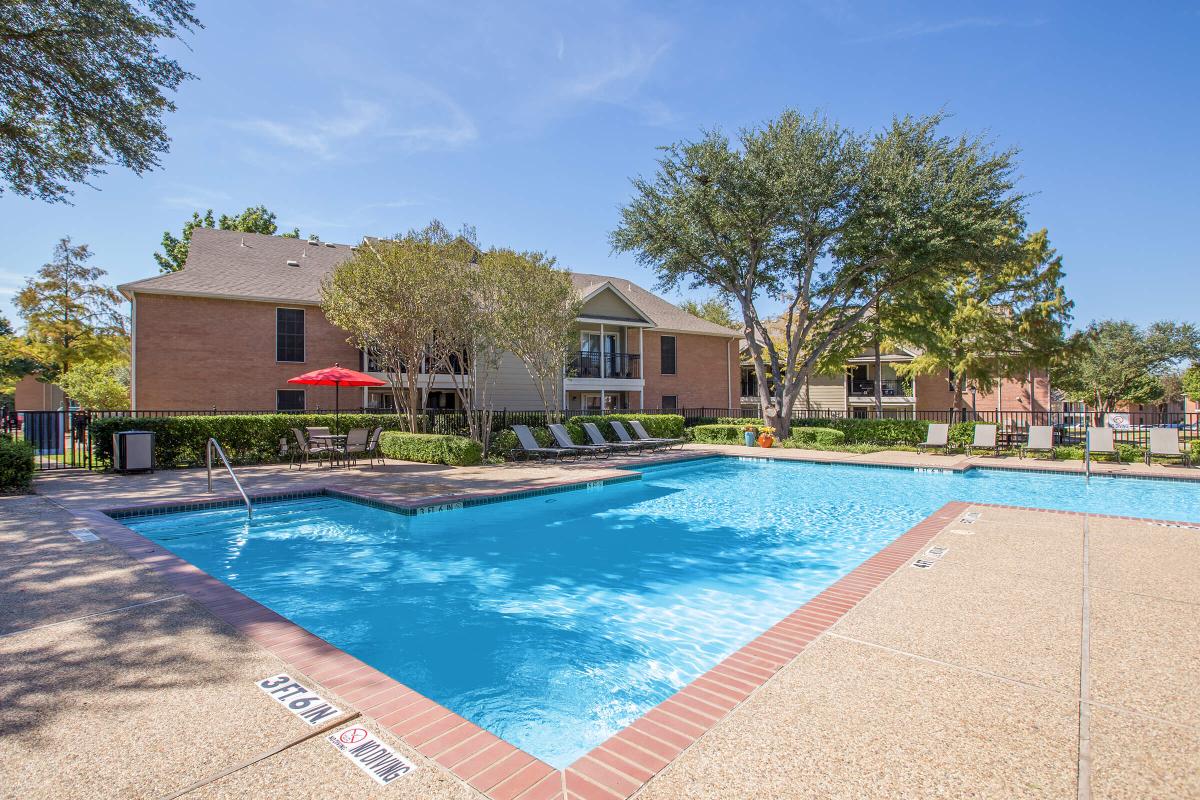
[797, 372, 845, 412]
[488, 352, 544, 408]
[579, 287, 644, 321]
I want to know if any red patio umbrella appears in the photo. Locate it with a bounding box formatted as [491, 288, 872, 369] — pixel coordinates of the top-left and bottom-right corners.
[287, 363, 386, 428]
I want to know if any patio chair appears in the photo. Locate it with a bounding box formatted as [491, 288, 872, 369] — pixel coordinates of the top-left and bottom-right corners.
[1086, 427, 1120, 463]
[290, 427, 333, 469]
[1146, 428, 1192, 467]
[965, 424, 1000, 457]
[1019, 425, 1056, 459]
[628, 420, 686, 450]
[582, 422, 642, 453]
[363, 426, 384, 467]
[509, 425, 578, 461]
[340, 427, 370, 466]
[306, 426, 331, 438]
[611, 420, 665, 451]
[917, 423, 950, 454]
[548, 423, 610, 459]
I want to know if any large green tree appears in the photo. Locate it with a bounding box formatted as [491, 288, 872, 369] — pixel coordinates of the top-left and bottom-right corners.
[895, 228, 1074, 416]
[1183, 363, 1200, 405]
[0, 315, 38, 396]
[612, 110, 1022, 436]
[14, 237, 127, 381]
[156, 205, 300, 272]
[679, 297, 737, 329]
[0, 0, 200, 203]
[1055, 320, 1200, 413]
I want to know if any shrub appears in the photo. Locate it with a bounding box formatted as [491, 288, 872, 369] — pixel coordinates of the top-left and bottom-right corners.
[690, 424, 751, 444]
[378, 432, 482, 466]
[791, 417, 929, 445]
[716, 416, 764, 426]
[948, 422, 977, 446]
[780, 427, 846, 448]
[0, 436, 35, 491]
[1191, 438, 1200, 464]
[89, 413, 413, 469]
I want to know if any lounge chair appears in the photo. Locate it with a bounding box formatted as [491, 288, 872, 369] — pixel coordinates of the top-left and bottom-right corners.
[1019, 425, 1056, 459]
[1146, 428, 1192, 467]
[1086, 427, 1120, 463]
[509, 425, 578, 461]
[628, 420, 686, 450]
[582, 422, 642, 453]
[548, 423, 610, 459]
[611, 420, 665, 451]
[966, 424, 1000, 457]
[917, 423, 950, 454]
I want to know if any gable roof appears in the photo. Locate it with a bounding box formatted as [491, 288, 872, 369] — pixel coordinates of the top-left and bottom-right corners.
[120, 229, 741, 338]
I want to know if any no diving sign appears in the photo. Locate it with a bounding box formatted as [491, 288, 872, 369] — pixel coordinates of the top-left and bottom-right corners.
[327, 725, 416, 785]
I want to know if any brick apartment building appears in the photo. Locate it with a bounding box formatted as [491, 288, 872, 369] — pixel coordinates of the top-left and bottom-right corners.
[118, 229, 741, 412]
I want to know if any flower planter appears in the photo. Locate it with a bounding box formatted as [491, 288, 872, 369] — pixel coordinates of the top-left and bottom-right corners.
[757, 433, 775, 448]
[743, 430, 757, 447]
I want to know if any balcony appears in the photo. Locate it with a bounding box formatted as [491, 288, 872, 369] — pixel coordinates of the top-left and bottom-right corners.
[567, 351, 641, 380]
[848, 378, 913, 398]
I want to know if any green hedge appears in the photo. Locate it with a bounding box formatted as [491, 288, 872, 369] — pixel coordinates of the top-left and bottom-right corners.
[378, 432, 482, 466]
[89, 413, 413, 469]
[787, 417, 930, 445]
[780, 427, 846, 448]
[690, 424, 760, 444]
[0, 436, 35, 491]
[1192, 439, 1200, 463]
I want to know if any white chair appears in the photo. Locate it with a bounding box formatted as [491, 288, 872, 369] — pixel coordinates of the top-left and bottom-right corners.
[1146, 428, 1191, 467]
[1086, 427, 1120, 462]
[1019, 426, 1055, 459]
[917, 423, 949, 453]
[966, 424, 999, 457]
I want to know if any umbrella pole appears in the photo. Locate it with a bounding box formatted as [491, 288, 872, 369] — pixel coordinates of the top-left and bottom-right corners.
[335, 383, 340, 431]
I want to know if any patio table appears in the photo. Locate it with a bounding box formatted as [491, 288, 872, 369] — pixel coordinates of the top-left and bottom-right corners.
[308, 434, 348, 467]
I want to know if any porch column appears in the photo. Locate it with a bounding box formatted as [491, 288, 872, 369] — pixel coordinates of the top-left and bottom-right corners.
[600, 323, 606, 378]
[600, 388, 606, 411]
[639, 327, 645, 410]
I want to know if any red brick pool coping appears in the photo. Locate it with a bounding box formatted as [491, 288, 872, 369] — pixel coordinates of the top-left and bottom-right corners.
[70, 459, 1198, 799]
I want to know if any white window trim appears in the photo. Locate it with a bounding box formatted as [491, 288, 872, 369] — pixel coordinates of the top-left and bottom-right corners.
[276, 307, 306, 364]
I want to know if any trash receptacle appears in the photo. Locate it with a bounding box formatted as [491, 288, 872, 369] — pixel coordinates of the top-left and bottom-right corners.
[113, 430, 155, 473]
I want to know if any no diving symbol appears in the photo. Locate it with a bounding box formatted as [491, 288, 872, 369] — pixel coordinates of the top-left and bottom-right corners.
[339, 727, 368, 745]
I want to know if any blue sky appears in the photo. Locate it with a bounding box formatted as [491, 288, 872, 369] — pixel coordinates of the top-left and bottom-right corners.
[1, 0, 1197, 329]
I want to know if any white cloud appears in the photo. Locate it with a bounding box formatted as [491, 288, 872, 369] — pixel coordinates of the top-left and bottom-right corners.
[851, 17, 1042, 44]
[232, 83, 477, 160]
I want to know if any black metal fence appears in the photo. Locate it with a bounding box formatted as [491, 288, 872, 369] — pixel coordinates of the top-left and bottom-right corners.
[6, 406, 1197, 471]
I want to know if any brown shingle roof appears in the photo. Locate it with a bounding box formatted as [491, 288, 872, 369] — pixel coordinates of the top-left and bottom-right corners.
[121, 229, 741, 338]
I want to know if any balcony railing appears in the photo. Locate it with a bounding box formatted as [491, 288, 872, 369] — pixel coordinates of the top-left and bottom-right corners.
[849, 378, 913, 398]
[567, 351, 641, 380]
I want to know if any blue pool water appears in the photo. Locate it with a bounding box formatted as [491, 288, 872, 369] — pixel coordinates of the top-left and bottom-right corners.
[123, 458, 1199, 767]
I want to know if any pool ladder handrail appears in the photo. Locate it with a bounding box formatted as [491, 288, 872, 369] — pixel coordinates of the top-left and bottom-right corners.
[1084, 427, 1091, 484]
[206, 437, 252, 519]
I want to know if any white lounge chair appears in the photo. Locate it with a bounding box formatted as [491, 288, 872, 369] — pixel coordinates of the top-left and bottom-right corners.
[509, 425, 578, 461]
[627, 420, 685, 450]
[1019, 426, 1056, 459]
[548, 423, 610, 459]
[1146, 428, 1192, 467]
[966, 424, 999, 457]
[1086, 427, 1120, 462]
[917, 423, 949, 453]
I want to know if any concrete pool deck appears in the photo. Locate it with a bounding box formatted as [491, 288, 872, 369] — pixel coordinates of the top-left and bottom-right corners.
[2, 447, 1197, 798]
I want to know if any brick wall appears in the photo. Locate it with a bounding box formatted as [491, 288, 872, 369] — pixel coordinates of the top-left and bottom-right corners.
[133, 294, 360, 411]
[913, 370, 1051, 413]
[641, 331, 739, 410]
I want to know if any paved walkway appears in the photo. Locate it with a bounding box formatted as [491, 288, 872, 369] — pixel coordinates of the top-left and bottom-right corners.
[1, 449, 1196, 798]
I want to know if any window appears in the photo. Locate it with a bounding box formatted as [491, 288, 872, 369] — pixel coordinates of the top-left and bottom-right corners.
[660, 335, 676, 375]
[661, 395, 677, 410]
[276, 389, 305, 411]
[947, 368, 957, 391]
[276, 308, 305, 362]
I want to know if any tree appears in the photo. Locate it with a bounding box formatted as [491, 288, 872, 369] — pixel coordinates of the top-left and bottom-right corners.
[156, 205, 300, 272]
[55, 358, 129, 409]
[0, 0, 200, 203]
[613, 110, 1022, 437]
[679, 297, 737, 329]
[1183, 364, 1200, 405]
[1055, 320, 1200, 413]
[895, 228, 1074, 417]
[487, 249, 582, 415]
[14, 237, 127, 382]
[0, 315, 38, 396]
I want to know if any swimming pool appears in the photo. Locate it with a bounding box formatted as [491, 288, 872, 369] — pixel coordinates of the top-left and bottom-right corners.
[121, 458, 1200, 767]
